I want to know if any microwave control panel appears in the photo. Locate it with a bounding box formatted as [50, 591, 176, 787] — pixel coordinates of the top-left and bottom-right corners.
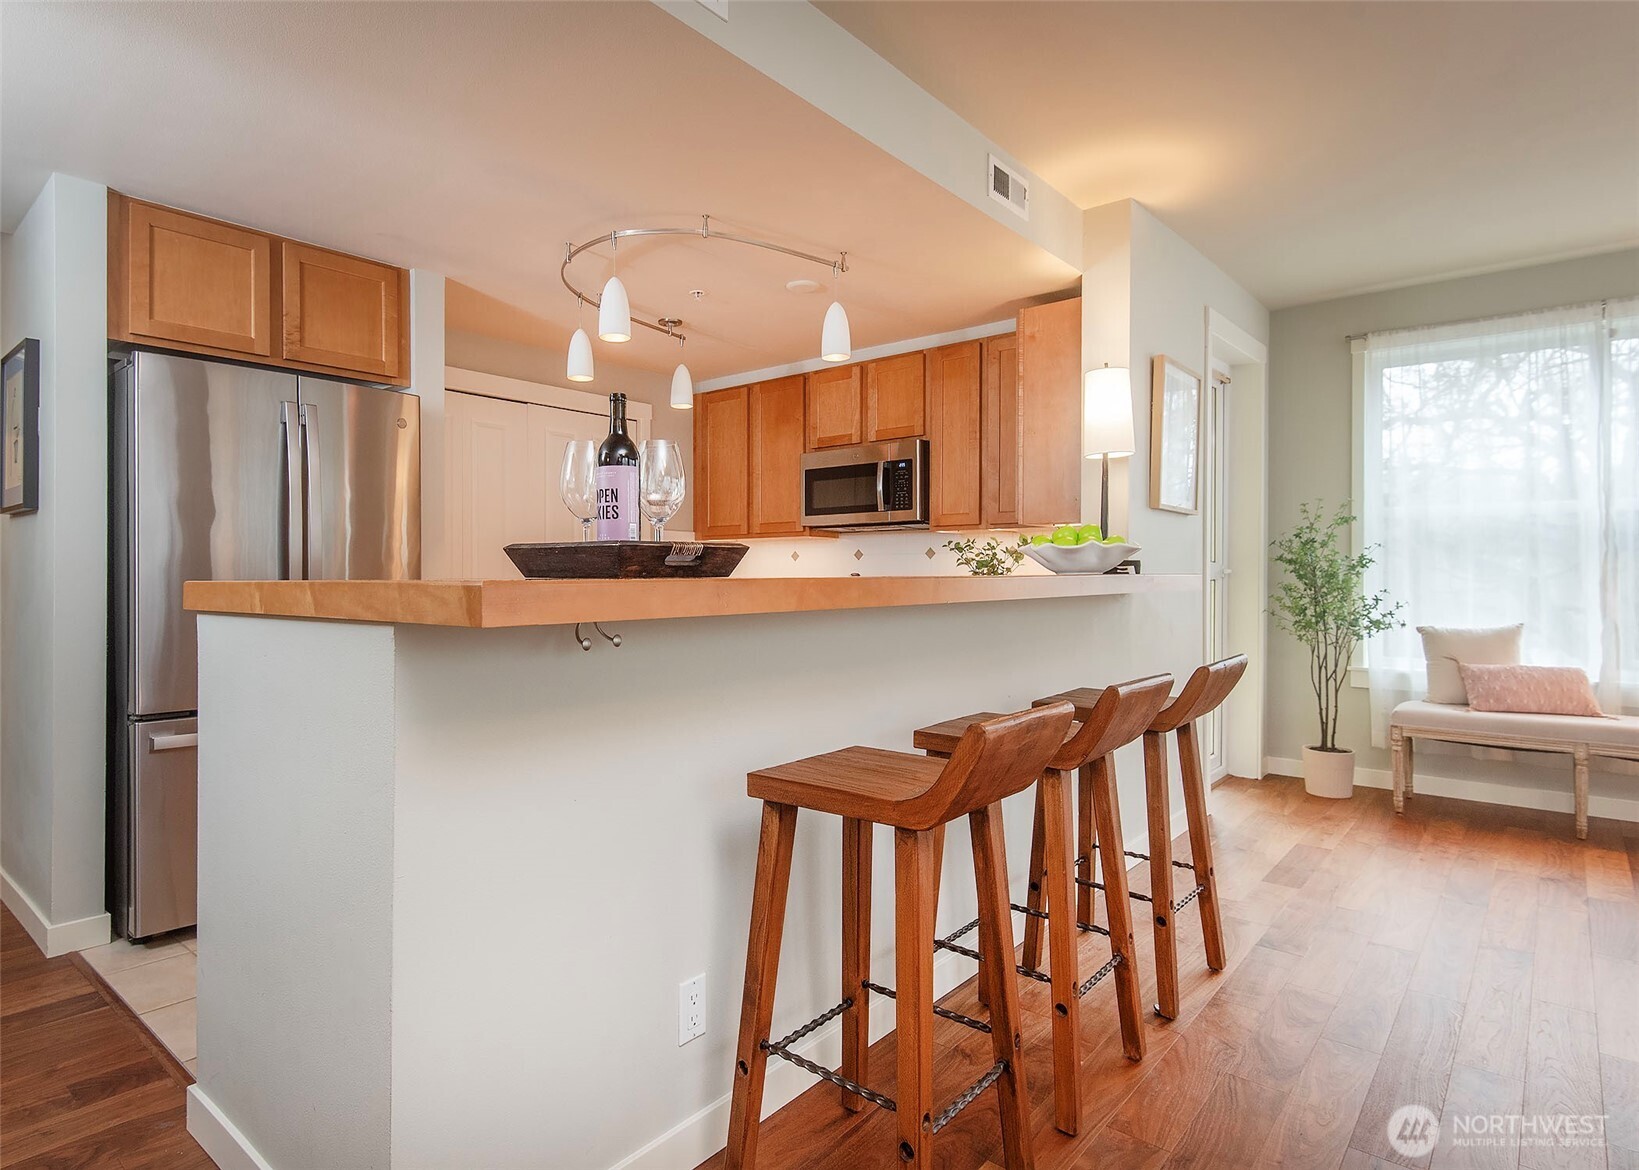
[884, 459, 916, 510]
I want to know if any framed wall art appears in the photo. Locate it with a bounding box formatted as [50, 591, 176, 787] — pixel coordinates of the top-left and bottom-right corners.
[1150, 354, 1201, 514]
[2, 338, 40, 515]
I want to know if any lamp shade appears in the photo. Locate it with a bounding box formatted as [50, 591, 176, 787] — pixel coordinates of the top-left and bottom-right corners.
[1083, 366, 1135, 458]
[566, 327, 594, 382]
[598, 276, 632, 342]
[670, 363, 694, 409]
[820, 300, 851, 363]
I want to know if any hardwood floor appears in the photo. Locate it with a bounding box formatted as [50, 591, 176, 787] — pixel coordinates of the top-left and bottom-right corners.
[699, 776, 1639, 1170]
[0, 904, 213, 1169]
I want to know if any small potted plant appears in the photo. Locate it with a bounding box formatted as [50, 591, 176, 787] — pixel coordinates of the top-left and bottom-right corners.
[1269, 502, 1402, 798]
[943, 536, 1024, 576]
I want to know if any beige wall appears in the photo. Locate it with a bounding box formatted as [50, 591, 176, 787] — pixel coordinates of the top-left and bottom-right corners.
[1265, 247, 1639, 771]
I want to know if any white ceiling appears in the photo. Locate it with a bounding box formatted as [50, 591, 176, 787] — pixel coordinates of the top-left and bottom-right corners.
[0, 2, 1076, 380]
[820, 0, 1639, 307]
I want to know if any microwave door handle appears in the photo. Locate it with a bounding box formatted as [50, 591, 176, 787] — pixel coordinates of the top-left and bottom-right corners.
[876, 462, 887, 513]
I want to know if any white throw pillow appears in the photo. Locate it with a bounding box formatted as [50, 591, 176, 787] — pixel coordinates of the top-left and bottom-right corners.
[1417, 624, 1523, 704]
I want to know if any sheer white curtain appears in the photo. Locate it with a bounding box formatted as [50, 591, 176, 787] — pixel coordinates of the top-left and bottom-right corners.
[1361, 298, 1639, 744]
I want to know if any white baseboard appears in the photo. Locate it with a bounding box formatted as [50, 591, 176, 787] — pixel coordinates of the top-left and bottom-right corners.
[0, 867, 111, 957]
[606, 811, 1189, 1170]
[1261, 757, 1639, 823]
[188, 1085, 275, 1170]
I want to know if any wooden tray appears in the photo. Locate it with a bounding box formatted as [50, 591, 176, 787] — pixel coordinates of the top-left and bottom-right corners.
[503, 541, 749, 580]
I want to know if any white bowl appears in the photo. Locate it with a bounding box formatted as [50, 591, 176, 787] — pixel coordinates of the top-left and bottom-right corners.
[1021, 541, 1140, 575]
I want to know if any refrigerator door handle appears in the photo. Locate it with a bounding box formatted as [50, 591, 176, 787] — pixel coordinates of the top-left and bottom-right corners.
[281, 400, 304, 580]
[148, 732, 199, 752]
[300, 403, 319, 579]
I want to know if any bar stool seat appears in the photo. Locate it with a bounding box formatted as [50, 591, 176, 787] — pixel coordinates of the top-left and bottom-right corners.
[914, 712, 1085, 758]
[749, 747, 946, 824]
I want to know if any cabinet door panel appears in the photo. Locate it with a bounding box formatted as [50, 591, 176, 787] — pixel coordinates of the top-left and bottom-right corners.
[282, 242, 405, 379]
[126, 202, 272, 355]
[749, 375, 806, 535]
[804, 365, 863, 450]
[927, 342, 982, 528]
[695, 387, 749, 538]
[1017, 299, 1082, 526]
[982, 333, 1022, 528]
[864, 352, 926, 441]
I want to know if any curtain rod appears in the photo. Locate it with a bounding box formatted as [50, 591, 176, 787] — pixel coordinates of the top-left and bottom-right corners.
[1345, 298, 1619, 343]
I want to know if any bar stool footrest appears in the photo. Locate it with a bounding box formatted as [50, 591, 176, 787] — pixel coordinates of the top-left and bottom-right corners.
[1076, 952, 1123, 998]
[1009, 901, 1049, 921]
[1076, 849, 1197, 871]
[862, 981, 991, 1034]
[1075, 919, 1110, 937]
[933, 935, 1052, 984]
[931, 1060, 1008, 1134]
[1173, 883, 1208, 912]
[760, 999, 897, 1113]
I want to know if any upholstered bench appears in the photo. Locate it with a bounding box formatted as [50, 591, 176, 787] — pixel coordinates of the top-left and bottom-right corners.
[1389, 700, 1639, 838]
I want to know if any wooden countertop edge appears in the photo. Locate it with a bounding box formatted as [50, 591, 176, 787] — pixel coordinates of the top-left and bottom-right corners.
[183, 573, 1199, 629]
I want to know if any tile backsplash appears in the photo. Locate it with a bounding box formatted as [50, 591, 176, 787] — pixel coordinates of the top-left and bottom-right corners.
[732, 531, 1051, 578]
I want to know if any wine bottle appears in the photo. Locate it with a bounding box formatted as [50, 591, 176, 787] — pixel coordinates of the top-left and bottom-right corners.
[594, 393, 640, 541]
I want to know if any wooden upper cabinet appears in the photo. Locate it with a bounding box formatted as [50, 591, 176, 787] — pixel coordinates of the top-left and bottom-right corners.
[121, 200, 273, 356]
[927, 342, 982, 528]
[109, 192, 409, 385]
[748, 375, 806, 536]
[1017, 297, 1082, 526]
[864, 352, 926, 442]
[982, 333, 1022, 528]
[282, 242, 406, 380]
[694, 386, 750, 539]
[804, 365, 863, 450]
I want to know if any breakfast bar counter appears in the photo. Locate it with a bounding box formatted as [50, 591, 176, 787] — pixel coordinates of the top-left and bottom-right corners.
[183, 573, 1207, 1170]
[183, 571, 1196, 628]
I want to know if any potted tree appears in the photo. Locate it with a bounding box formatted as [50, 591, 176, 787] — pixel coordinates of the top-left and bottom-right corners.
[1270, 502, 1402, 798]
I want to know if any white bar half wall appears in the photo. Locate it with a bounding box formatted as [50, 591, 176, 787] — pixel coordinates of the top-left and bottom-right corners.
[191, 588, 1204, 1169]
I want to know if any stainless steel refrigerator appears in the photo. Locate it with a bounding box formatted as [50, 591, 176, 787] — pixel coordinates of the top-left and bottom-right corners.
[110, 350, 420, 938]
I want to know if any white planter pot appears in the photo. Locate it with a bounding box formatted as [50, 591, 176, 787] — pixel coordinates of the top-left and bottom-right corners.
[1302, 746, 1355, 799]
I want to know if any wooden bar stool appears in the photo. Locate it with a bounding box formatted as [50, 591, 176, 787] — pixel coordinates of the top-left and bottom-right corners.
[1039, 654, 1248, 1021]
[913, 674, 1172, 1136]
[725, 702, 1074, 1170]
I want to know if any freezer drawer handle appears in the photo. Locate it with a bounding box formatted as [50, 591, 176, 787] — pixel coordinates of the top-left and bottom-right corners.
[148, 732, 199, 752]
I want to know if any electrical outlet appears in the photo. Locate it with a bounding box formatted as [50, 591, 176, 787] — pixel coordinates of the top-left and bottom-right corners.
[679, 974, 706, 1046]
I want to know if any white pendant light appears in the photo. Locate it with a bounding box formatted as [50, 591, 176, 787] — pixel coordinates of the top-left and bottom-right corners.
[598, 275, 631, 343]
[821, 300, 851, 363]
[820, 257, 851, 362]
[567, 327, 594, 382]
[670, 362, 694, 409]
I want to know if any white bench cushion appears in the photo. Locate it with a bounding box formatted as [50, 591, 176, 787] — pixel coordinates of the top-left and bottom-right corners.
[1392, 700, 1639, 756]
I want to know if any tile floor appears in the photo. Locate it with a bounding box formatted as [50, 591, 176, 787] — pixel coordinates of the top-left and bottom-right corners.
[79, 927, 199, 1076]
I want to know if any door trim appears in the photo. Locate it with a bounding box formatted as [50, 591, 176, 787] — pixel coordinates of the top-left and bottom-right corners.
[444, 366, 655, 421]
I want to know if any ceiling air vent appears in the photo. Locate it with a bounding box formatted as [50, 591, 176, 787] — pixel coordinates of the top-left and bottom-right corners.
[988, 154, 1029, 220]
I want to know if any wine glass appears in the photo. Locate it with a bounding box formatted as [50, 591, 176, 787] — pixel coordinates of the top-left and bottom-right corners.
[639, 439, 686, 542]
[559, 440, 597, 541]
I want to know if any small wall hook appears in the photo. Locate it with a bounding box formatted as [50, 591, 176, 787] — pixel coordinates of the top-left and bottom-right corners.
[573, 623, 593, 651]
[594, 622, 622, 648]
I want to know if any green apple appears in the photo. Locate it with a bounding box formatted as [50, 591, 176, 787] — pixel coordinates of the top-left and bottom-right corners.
[1077, 524, 1102, 544]
[1102, 533, 1126, 544]
[1051, 531, 1078, 546]
[1029, 533, 1051, 546]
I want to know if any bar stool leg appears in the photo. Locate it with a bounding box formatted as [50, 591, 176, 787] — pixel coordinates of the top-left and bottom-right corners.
[726, 802, 800, 1170]
[1039, 767, 1082, 1136]
[1076, 767, 1095, 929]
[1087, 757, 1145, 1061]
[930, 823, 987, 1007]
[894, 827, 937, 1170]
[1142, 730, 1181, 1020]
[970, 801, 1036, 1170]
[1176, 722, 1226, 972]
[1021, 783, 1049, 973]
[841, 817, 873, 1112]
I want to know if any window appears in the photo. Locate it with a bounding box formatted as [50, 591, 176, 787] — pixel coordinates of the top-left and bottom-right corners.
[1354, 298, 1639, 734]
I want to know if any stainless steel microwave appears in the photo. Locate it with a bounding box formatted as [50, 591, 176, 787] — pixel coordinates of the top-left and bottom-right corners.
[800, 438, 929, 529]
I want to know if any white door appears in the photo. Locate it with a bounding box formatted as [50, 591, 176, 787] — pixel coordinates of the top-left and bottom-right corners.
[1203, 371, 1232, 778]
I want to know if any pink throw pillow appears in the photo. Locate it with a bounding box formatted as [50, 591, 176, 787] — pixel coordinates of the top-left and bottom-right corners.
[1457, 663, 1606, 717]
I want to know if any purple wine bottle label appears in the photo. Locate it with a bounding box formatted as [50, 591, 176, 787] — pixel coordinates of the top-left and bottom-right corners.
[594, 465, 639, 541]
